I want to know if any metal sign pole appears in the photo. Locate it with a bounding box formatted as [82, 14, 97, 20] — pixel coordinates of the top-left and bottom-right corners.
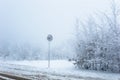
[48, 41, 50, 68]
[47, 34, 53, 68]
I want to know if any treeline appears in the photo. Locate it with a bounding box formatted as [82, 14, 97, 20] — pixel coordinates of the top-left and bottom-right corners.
[0, 43, 41, 60]
[0, 42, 73, 60]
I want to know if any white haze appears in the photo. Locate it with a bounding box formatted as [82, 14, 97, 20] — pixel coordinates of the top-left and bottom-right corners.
[0, 0, 112, 53]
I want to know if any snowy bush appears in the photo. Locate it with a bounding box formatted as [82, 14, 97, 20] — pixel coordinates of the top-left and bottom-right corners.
[74, 1, 120, 73]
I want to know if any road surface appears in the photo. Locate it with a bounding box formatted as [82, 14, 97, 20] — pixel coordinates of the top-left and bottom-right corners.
[0, 63, 107, 80]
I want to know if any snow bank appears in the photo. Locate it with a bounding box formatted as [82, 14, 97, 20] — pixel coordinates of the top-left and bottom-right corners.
[0, 60, 120, 80]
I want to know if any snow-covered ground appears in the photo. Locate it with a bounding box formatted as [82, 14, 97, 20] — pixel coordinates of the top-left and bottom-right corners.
[0, 60, 120, 80]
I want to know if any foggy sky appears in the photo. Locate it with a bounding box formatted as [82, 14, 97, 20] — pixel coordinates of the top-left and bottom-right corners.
[0, 0, 111, 48]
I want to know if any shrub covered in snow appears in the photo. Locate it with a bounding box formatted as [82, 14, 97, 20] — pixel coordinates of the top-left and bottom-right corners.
[74, 1, 120, 73]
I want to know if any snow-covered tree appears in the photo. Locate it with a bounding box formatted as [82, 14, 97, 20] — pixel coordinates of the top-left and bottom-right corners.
[74, 0, 120, 73]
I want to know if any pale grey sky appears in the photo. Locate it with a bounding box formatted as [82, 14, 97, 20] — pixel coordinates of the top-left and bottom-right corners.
[0, 0, 113, 48]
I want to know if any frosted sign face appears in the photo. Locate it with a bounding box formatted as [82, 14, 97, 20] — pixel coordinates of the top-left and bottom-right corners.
[47, 34, 53, 42]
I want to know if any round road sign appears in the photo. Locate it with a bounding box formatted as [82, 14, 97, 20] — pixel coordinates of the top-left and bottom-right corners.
[47, 34, 53, 41]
